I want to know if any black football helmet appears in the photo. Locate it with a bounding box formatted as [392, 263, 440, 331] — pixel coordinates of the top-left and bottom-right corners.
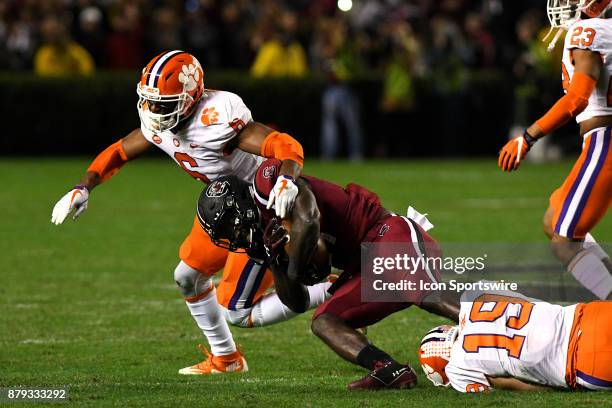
[197, 175, 264, 258]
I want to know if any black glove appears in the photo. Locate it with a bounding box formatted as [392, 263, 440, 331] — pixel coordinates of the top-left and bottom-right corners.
[263, 217, 290, 262]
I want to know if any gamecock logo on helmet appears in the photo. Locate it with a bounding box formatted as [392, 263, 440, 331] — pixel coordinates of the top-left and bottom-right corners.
[206, 181, 229, 198]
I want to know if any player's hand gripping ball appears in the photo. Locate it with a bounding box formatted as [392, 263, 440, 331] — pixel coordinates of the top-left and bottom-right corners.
[263, 217, 290, 260]
[263, 218, 331, 284]
[267, 175, 298, 219]
[51, 185, 89, 225]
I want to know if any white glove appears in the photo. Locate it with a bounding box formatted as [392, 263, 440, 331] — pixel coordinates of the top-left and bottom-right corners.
[51, 186, 89, 225]
[267, 175, 299, 219]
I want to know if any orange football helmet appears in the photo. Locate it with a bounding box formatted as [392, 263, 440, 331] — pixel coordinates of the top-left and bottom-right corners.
[418, 325, 459, 387]
[137, 50, 205, 132]
[584, 0, 612, 17]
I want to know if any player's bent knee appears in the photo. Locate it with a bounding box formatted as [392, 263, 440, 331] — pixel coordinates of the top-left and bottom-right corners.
[543, 210, 554, 239]
[174, 261, 212, 299]
[311, 313, 332, 337]
[311, 317, 323, 337]
[550, 236, 582, 265]
[224, 308, 253, 328]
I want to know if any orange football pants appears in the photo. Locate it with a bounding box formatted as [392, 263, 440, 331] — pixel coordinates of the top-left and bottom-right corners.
[179, 215, 274, 310]
[550, 127, 612, 239]
[566, 301, 612, 390]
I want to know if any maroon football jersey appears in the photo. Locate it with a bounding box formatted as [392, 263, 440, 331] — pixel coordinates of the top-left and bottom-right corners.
[253, 158, 387, 268]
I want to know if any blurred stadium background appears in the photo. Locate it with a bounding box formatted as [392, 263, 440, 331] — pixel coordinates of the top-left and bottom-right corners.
[3, 1, 612, 406]
[1, 0, 570, 158]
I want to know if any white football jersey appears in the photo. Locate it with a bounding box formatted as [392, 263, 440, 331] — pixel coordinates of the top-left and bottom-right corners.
[563, 18, 612, 123]
[445, 289, 577, 392]
[140, 90, 264, 183]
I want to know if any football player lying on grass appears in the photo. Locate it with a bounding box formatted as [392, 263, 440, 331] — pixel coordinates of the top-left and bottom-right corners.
[419, 290, 612, 392]
[197, 159, 460, 390]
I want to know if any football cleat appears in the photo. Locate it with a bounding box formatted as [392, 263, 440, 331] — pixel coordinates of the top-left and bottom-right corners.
[348, 361, 417, 390]
[178, 344, 248, 375]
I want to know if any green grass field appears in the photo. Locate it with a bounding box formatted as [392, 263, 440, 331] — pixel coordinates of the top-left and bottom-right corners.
[1, 158, 611, 407]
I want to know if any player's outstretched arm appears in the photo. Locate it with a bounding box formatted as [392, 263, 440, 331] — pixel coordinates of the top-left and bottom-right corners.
[51, 128, 151, 225]
[498, 49, 600, 172]
[486, 376, 550, 392]
[236, 122, 304, 218]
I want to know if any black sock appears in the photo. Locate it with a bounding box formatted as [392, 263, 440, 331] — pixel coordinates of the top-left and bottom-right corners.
[356, 344, 394, 370]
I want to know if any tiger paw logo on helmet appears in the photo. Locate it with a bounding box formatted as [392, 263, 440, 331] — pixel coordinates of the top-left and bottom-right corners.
[178, 64, 200, 92]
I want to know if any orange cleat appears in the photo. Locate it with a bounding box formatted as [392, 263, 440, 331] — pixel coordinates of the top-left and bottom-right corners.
[178, 344, 248, 375]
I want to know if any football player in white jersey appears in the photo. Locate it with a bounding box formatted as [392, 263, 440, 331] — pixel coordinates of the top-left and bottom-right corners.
[50, 50, 331, 374]
[498, 1, 612, 301]
[419, 291, 612, 392]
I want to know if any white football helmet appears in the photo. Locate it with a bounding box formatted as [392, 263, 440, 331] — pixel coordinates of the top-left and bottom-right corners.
[547, 0, 611, 29]
[418, 325, 459, 387]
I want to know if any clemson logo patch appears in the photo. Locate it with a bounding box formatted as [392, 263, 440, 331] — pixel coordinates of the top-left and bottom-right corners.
[466, 383, 489, 393]
[201, 107, 219, 126]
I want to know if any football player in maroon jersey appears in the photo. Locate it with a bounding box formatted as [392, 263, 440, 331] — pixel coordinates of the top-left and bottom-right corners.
[197, 159, 459, 390]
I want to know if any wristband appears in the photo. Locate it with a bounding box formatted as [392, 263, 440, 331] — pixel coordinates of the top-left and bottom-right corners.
[74, 185, 89, 192]
[523, 130, 538, 148]
[279, 174, 295, 182]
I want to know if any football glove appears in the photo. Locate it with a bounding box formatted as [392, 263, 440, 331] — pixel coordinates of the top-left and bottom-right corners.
[263, 217, 290, 260]
[267, 175, 298, 219]
[51, 185, 89, 225]
[498, 131, 537, 172]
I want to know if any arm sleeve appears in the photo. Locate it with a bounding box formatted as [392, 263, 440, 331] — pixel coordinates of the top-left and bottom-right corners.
[260, 131, 304, 167]
[87, 140, 129, 183]
[535, 72, 596, 135]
